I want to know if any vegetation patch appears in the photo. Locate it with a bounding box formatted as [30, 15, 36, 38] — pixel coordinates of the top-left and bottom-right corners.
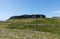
[0, 18, 60, 39]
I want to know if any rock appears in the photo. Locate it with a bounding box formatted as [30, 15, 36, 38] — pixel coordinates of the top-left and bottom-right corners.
[9, 14, 46, 19]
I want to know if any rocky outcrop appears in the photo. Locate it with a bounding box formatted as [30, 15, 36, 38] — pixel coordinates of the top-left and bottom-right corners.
[9, 14, 46, 19]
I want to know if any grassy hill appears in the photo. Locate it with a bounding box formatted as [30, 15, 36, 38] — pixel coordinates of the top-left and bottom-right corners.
[0, 18, 60, 39]
[6, 18, 60, 34]
[8, 18, 60, 24]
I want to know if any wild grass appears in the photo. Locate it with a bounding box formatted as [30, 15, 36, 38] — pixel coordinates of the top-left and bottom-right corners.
[0, 18, 60, 39]
[6, 18, 60, 34]
[8, 18, 60, 24]
[0, 29, 59, 39]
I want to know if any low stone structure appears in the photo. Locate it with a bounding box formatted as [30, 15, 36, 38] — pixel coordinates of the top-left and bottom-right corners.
[9, 14, 46, 19]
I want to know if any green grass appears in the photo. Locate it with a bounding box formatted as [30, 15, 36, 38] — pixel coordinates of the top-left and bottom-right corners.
[0, 18, 60, 39]
[6, 23, 60, 34]
[0, 29, 59, 39]
[6, 18, 60, 34]
[8, 18, 60, 24]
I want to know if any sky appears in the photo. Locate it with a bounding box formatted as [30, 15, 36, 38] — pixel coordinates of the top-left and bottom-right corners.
[0, 0, 60, 21]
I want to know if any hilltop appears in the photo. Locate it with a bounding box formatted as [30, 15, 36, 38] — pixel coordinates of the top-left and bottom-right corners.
[9, 14, 46, 19]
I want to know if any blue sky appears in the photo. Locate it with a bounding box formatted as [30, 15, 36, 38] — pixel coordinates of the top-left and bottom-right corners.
[0, 0, 60, 20]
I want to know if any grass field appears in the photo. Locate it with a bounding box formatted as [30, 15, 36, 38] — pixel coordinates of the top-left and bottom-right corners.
[0, 18, 60, 39]
[0, 29, 59, 39]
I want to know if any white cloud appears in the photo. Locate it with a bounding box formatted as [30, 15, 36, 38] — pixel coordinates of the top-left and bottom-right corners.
[52, 10, 60, 13]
